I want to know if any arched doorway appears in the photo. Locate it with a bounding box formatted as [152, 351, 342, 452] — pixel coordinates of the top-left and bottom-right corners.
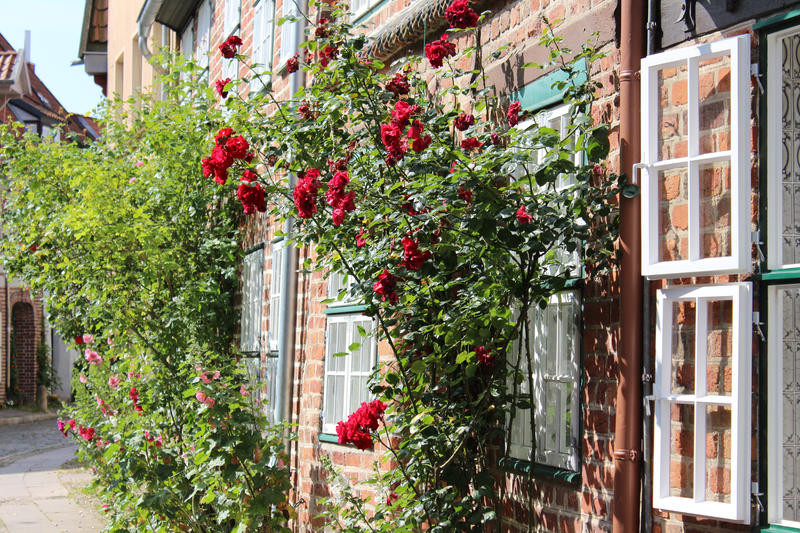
[11, 302, 35, 404]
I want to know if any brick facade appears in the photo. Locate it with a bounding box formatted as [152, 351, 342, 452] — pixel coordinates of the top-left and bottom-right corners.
[0, 286, 44, 405]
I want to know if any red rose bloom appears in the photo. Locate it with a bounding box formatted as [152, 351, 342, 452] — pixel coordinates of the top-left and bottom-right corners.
[293, 168, 321, 218]
[336, 400, 387, 450]
[407, 120, 432, 153]
[215, 128, 234, 145]
[516, 204, 532, 224]
[356, 229, 367, 247]
[326, 171, 356, 226]
[458, 186, 473, 204]
[445, 0, 479, 29]
[298, 103, 314, 120]
[211, 145, 233, 170]
[461, 137, 483, 151]
[425, 33, 456, 68]
[237, 178, 267, 215]
[381, 123, 407, 165]
[315, 18, 329, 38]
[75, 336, 84, 345]
[225, 136, 250, 159]
[286, 53, 300, 73]
[319, 45, 338, 68]
[386, 72, 410, 97]
[219, 35, 242, 58]
[453, 112, 474, 131]
[373, 269, 399, 304]
[475, 345, 493, 368]
[215, 78, 231, 98]
[507, 100, 522, 127]
[399, 236, 432, 271]
[390, 100, 420, 128]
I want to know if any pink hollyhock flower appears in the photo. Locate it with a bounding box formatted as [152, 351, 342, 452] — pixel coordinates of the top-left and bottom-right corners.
[57, 419, 68, 437]
[200, 372, 211, 384]
[108, 375, 120, 389]
[516, 205, 532, 224]
[85, 349, 102, 365]
[79, 374, 88, 384]
[204, 397, 215, 408]
[82, 334, 94, 344]
[195, 391, 207, 403]
[240, 384, 249, 396]
[68, 419, 77, 431]
[135, 161, 144, 168]
[129, 177, 136, 183]
[194, 364, 203, 372]
[213, 370, 220, 380]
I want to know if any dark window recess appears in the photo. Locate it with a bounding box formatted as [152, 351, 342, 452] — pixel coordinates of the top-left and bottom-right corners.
[660, 0, 792, 49]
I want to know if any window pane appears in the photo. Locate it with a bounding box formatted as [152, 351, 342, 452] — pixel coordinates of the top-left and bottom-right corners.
[698, 53, 732, 155]
[705, 404, 732, 503]
[658, 167, 689, 262]
[657, 63, 689, 161]
[782, 32, 800, 267]
[671, 300, 696, 395]
[781, 286, 800, 521]
[705, 299, 732, 396]
[669, 403, 694, 498]
[699, 160, 732, 259]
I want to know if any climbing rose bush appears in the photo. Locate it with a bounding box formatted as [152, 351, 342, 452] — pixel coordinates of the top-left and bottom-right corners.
[204, 1, 623, 530]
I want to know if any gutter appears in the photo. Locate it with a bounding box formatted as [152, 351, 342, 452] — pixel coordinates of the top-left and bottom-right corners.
[137, 0, 167, 75]
[275, 1, 307, 437]
[612, 0, 645, 531]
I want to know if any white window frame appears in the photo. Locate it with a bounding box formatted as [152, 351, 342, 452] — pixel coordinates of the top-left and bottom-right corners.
[507, 290, 581, 471]
[653, 282, 751, 522]
[640, 35, 751, 278]
[240, 247, 264, 354]
[279, 0, 300, 65]
[349, 0, 381, 21]
[223, 0, 241, 38]
[195, 0, 212, 70]
[321, 314, 377, 435]
[327, 270, 360, 307]
[767, 26, 800, 271]
[251, 0, 275, 92]
[268, 240, 284, 353]
[180, 20, 194, 60]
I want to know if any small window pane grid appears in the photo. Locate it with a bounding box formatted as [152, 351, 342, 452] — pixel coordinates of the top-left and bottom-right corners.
[195, 0, 212, 70]
[766, 25, 800, 530]
[653, 283, 751, 522]
[279, 0, 300, 65]
[514, 104, 583, 278]
[243, 355, 278, 425]
[268, 240, 284, 353]
[327, 270, 360, 307]
[251, 0, 275, 92]
[507, 291, 581, 471]
[640, 35, 751, 278]
[322, 315, 377, 435]
[240, 248, 264, 354]
[350, 0, 380, 20]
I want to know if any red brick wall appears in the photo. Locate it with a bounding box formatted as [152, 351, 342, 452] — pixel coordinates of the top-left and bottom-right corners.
[0, 287, 44, 404]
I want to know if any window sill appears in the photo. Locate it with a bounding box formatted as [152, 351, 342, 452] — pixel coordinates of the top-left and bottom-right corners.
[761, 526, 800, 532]
[319, 432, 373, 450]
[324, 304, 368, 315]
[497, 457, 581, 485]
[757, 268, 800, 281]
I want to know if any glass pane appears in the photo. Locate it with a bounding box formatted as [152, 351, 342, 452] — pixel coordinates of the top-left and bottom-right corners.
[332, 322, 347, 372]
[669, 403, 694, 498]
[782, 32, 800, 267]
[657, 63, 689, 161]
[561, 381, 573, 453]
[705, 299, 733, 396]
[699, 160, 732, 259]
[705, 404, 732, 503]
[781, 286, 800, 521]
[671, 300, 696, 395]
[544, 381, 559, 453]
[698, 53, 732, 155]
[658, 167, 689, 262]
[329, 375, 343, 423]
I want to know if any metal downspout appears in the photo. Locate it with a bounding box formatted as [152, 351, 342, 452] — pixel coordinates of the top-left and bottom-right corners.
[137, 0, 167, 75]
[640, 3, 659, 532]
[275, 3, 306, 437]
[612, 0, 645, 531]
[3, 275, 7, 392]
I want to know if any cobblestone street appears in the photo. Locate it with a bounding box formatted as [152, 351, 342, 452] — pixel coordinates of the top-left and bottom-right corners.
[0, 420, 105, 532]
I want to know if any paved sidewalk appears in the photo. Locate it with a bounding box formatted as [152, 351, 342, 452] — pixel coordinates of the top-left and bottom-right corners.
[0, 445, 106, 532]
[0, 408, 57, 427]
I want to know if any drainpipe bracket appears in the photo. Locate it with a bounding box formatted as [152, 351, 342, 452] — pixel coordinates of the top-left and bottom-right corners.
[613, 448, 641, 462]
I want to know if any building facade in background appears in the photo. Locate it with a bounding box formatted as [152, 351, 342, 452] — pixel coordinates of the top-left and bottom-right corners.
[78, 0, 800, 531]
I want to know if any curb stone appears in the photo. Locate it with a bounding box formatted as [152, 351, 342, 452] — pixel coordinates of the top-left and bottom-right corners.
[0, 412, 58, 427]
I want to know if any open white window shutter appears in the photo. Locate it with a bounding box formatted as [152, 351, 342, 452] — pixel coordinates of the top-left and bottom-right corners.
[640, 35, 751, 278]
[653, 282, 751, 522]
